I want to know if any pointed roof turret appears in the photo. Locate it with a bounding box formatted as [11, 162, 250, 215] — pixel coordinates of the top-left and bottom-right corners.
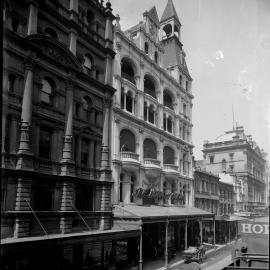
[160, 0, 181, 25]
[148, 6, 160, 27]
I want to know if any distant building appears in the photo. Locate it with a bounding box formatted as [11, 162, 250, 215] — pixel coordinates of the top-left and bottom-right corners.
[202, 126, 267, 212]
[194, 169, 220, 215]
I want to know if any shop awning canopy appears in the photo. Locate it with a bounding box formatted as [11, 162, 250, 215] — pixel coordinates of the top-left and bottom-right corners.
[113, 204, 214, 223]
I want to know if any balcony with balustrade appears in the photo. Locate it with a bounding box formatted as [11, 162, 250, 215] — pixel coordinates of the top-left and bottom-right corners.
[163, 164, 180, 180]
[120, 151, 140, 172]
[144, 158, 161, 178]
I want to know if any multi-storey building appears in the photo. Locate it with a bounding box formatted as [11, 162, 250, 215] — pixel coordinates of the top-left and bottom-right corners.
[203, 126, 267, 212]
[111, 1, 214, 269]
[194, 162, 237, 245]
[194, 169, 220, 216]
[1, 0, 139, 269]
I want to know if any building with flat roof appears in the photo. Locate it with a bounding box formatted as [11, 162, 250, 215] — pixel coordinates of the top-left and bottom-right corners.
[202, 126, 267, 212]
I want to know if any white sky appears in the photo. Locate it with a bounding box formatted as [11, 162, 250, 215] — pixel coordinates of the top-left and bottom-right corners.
[110, 0, 270, 160]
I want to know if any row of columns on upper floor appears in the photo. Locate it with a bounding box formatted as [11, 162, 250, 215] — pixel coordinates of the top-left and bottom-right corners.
[117, 173, 193, 206]
[113, 126, 192, 166]
[116, 79, 192, 116]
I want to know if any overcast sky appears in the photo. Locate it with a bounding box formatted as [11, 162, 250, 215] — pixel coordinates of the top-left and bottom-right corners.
[110, 0, 270, 160]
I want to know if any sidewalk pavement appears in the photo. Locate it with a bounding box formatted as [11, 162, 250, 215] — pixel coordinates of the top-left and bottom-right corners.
[138, 241, 238, 270]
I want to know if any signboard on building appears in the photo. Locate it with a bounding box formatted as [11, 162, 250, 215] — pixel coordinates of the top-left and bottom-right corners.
[238, 220, 269, 238]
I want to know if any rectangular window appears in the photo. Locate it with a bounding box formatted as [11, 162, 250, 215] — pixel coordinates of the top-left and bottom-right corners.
[229, 165, 234, 172]
[39, 126, 52, 159]
[229, 153, 234, 160]
[186, 81, 189, 91]
[81, 139, 89, 167]
[183, 104, 187, 115]
[75, 185, 94, 211]
[32, 183, 53, 211]
[209, 155, 214, 164]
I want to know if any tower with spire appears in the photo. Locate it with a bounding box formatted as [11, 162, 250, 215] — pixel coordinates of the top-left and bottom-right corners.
[160, 0, 192, 90]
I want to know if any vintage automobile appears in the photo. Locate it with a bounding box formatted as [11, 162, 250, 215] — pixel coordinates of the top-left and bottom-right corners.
[183, 245, 206, 264]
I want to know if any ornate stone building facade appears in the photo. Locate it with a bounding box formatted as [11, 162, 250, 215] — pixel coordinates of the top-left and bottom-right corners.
[1, 0, 138, 269]
[111, 0, 194, 209]
[203, 126, 267, 212]
[110, 1, 214, 269]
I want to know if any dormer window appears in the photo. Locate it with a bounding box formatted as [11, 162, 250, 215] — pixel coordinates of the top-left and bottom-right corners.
[144, 42, 149, 54]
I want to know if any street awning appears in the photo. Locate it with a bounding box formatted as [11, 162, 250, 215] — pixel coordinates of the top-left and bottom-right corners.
[113, 204, 214, 223]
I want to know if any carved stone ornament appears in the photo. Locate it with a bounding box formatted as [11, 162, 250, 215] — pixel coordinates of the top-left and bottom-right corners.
[115, 41, 122, 51]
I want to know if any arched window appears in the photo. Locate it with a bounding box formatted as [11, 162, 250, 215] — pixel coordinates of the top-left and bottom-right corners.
[82, 96, 92, 120]
[222, 159, 227, 172]
[121, 58, 135, 84]
[148, 105, 155, 124]
[183, 103, 187, 115]
[130, 176, 135, 203]
[144, 102, 148, 121]
[164, 90, 174, 110]
[120, 129, 136, 152]
[121, 88, 125, 109]
[144, 75, 156, 98]
[154, 51, 158, 63]
[126, 91, 133, 113]
[119, 174, 123, 202]
[8, 74, 15, 92]
[144, 42, 149, 54]
[186, 81, 189, 91]
[41, 77, 54, 104]
[143, 139, 157, 159]
[167, 116, 172, 133]
[11, 16, 19, 33]
[83, 54, 92, 70]
[183, 154, 186, 173]
[162, 24, 172, 38]
[44, 27, 58, 39]
[87, 10, 94, 24]
[163, 146, 174, 164]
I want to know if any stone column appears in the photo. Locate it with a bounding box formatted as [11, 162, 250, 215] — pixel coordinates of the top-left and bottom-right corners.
[113, 117, 120, 159]
[1, 114, 7, 166]
[122, 174, 131, 204]
[98, 184, 112, 230]
[137, 92, 144, 120]
[199, 219, 203, 245]
[69, 29, 77, 55]
[61, 79, 75, 176]
[175, 117, 179, 138]
[165, 220, 169, 268]
[185, 219, 188, 249]
[17, 58, 35, 170]
[123, 92, 127, 111]
[100, 95, 112, 177]
[158, 105, 163, 129]
[60, 182, 74, 234]
[14, 178, 32, 238]
[69, 0, 78, 22]
[139, 224, 143, 270]
[27, 2, 38, 35]
[76, 136, 82, 165]
[89, 140, 95, 168]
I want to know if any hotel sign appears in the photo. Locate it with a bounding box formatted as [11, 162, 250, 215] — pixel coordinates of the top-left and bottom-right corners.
[238, 221, 269, 238]
[134, 187, 184, 202]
